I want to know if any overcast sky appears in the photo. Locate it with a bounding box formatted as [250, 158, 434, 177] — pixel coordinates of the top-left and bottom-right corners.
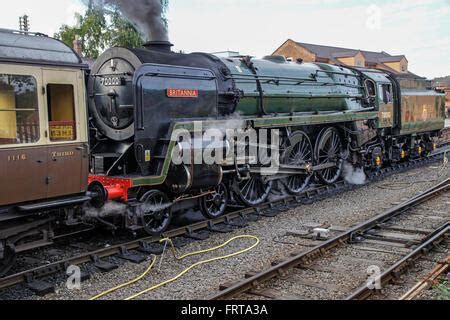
[0, 0, 449, 78]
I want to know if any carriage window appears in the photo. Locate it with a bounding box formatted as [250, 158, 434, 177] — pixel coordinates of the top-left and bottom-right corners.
[47, 84, 76, 142]
[0, 74, 40, 145]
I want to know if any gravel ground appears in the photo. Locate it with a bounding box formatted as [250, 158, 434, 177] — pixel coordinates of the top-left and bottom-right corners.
[262, 246, 400, 300]
[1, 162, 448, 301]
[243, 190, 449, 300]
[368, 249, 449, 300]
[8, 230, 143, 276]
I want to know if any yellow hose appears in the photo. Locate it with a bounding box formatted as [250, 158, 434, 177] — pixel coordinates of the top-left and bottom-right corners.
[89, 255, 157, 301]
[89, 235, 260, 301]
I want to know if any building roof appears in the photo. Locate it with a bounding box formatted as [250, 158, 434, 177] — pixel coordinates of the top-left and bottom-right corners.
[332, 50, 362, 58]
[365, 62, 424, 80]
[294, 41, 393, 64]
[396, 71, 426, 79]
[282, 40, 424, 79]
[379, 55, 408, 63]
[0, 28, 85, 67]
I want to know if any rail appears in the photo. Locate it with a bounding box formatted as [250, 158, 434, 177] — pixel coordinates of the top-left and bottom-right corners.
[208, 178, 449, 300]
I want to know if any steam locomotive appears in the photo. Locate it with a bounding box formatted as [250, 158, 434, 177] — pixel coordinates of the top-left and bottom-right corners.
[0, 30, 446, 275]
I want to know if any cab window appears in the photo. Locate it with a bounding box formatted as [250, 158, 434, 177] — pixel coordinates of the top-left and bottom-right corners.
[379, 84, 393, 104]
[0, 74, 40, 146]
[47, 84, 76, 142]
[364, 80, 376, 97]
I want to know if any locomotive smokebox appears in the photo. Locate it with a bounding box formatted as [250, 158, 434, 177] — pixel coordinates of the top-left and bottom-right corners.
[143, 41, 174, 52]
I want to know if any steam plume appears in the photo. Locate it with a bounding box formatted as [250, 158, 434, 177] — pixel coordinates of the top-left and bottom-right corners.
[342, 162, 367, 185]
[87, 0, 169, 42]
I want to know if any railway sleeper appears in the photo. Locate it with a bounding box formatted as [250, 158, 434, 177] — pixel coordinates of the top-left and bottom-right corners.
[169, 237, 191, 249]
[90, 255, 118, 273]
[117, 247, 146, 264]
[207, 221, 235, 234]
[26, 279, 55, 297]
[138, 241, 165, 255]
[184, 228, 211, 241]
[223, 216, 249, 229]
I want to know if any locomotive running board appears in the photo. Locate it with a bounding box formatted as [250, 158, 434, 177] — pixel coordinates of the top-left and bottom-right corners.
[17, 195, 92, 212]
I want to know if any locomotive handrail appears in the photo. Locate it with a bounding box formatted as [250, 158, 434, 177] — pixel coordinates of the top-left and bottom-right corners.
[228, 71, 358, 81]
[237, 91, 364, 100]
[253, 80, 364, 90]
[225, 74, 316, 83]
[314, 69, 360, 78]
[247, 90, 364, 98]
[229, 75, 364, 89]
[326, 107, 376, 115]
[143, 72, 216, 81]
[91, 72, 133, 77]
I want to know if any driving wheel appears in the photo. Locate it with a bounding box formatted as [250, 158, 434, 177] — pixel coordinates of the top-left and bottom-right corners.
[139, 190, 172, 236]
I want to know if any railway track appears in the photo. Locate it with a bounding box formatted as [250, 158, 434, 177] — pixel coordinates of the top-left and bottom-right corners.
[0, 145, 448, 297]
[208, 178, 449, 300]
[399, 255, 449, 300]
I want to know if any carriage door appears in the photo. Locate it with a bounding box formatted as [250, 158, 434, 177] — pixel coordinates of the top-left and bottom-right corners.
[43, 69, 85, 198]
[0, 69, 48, 206]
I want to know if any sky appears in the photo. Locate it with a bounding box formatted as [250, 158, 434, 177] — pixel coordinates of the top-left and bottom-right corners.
[0, 0, 449, 78]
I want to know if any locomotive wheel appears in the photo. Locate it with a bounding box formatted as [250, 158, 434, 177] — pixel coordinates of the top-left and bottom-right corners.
[200, 183, 229, 219]
[281, 131, 313, 195]
[0, 242, 16, 277]
[235, 176, 273, 207]
[314, 127, 344, 185]
[139, 190, 172, 236]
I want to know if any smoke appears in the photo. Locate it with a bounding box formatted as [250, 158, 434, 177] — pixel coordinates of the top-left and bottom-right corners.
[84, 201, 129, 218]
[342, 162, 367, 185]
[84, 201, 172, 219]
[216, 113, 247, 132]
[140, 202, 172, 213]
[87, 0, 169, 42]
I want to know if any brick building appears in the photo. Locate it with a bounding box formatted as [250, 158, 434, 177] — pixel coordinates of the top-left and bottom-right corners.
[273, 39, 428, 88]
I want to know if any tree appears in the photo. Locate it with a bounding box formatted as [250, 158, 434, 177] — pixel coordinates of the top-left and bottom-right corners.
[55, 1, 169, 59]
[107, 9, 144, 50]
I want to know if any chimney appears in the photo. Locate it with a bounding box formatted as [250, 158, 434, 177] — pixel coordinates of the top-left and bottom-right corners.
[73, 35, 83, 56]
[143, 41, 173, 53]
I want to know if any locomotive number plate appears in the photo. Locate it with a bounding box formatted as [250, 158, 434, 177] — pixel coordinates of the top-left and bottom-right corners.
[100, 76, 125, 86]
[167, 88, 199, 98]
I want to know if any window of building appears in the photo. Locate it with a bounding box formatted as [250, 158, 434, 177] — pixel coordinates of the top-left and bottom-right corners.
[47, 84, 76, 142]
[0, 74, 40, 145]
